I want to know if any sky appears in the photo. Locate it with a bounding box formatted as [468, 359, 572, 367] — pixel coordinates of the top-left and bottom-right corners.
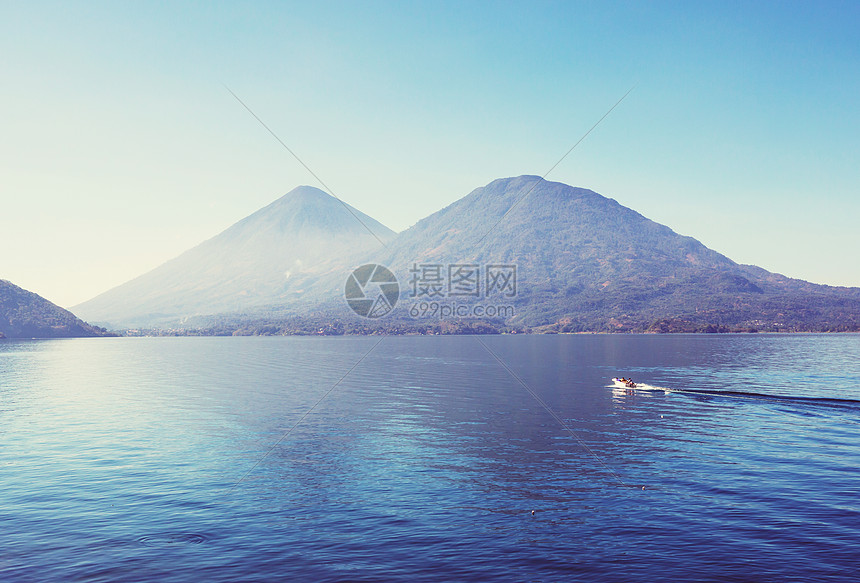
[2, 1, 859, 308]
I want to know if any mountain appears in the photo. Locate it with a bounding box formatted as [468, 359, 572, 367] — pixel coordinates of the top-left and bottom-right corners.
[365, 176, 860, 331]
[74, 186, 395, 328]
[0, 279, 111, 338]
[75, 176, 860, 333]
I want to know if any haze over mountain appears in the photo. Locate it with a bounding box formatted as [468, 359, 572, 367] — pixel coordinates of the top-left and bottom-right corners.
[74, 186, 395, 327]
[0, 279, 110, 338]
[75, 176, 860, 332]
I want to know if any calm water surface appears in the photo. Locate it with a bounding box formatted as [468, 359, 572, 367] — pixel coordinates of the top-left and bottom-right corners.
[1, 334, 859, 581]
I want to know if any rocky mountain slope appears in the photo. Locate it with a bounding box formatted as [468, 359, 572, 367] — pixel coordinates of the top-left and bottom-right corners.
[367, 176, 860, 331]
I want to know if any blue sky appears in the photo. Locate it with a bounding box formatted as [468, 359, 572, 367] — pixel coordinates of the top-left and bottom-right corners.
[2, 1, 858, 307]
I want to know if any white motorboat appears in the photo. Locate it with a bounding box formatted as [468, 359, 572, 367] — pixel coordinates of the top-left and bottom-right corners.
[612, 377, 637, 389]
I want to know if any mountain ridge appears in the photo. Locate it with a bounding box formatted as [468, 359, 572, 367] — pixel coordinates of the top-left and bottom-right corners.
[74, 176, 860, 332]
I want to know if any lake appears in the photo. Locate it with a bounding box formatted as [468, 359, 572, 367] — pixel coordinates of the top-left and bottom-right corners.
[1, 334, 859, 581]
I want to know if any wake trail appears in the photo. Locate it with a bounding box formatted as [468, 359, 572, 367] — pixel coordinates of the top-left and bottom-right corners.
[610, 382, 860, 410]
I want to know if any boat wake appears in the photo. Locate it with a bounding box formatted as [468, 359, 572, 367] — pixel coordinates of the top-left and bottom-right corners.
[608, 379, 860, 410]
[664, 387, 860, 410]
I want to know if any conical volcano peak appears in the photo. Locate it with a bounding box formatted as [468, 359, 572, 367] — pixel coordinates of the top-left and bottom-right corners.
[478, 175, 600, 202]
[425, 176, 606, 231]
[486, 174, 542, 188]
[262, 185, 341, 216]
[234, 185, 394, 239]
[278, 185, 334, 203]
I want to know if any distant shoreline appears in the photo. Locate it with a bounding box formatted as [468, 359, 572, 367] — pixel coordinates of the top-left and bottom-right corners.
[5, 329, 860, 340]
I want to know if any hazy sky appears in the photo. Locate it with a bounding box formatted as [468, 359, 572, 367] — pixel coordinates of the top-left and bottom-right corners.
[3, 1, 859, 308]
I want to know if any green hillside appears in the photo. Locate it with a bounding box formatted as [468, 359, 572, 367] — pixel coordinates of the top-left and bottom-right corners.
[0, 280, 112, 338]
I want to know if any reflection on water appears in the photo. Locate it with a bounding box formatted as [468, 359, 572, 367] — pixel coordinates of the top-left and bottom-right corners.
[1, 334, 859, 582]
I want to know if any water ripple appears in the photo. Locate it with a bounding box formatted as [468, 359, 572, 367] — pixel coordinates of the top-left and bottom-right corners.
[136, 533, 208, 547]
